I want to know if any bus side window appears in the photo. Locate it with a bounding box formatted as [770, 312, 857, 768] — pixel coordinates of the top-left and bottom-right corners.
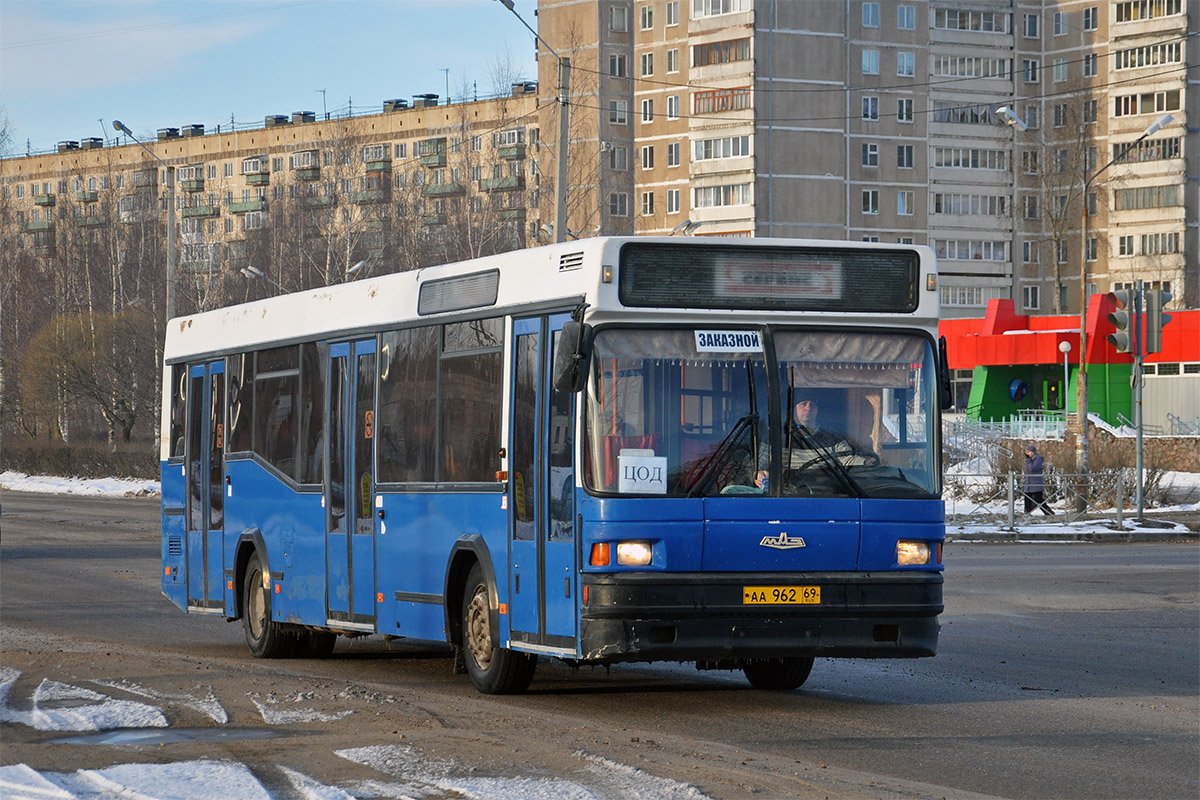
[169, 364, 187, 460]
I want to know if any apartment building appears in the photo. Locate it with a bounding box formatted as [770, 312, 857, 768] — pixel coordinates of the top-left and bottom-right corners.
[0, 90, 541, 303]
[538, 0, 1194, 317]
[2, 1, 1193, 320]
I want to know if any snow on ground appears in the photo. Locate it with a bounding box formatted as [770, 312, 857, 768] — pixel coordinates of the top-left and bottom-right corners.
[248, 693, 354, 725]
[0, 668, 167, 732]
[0, 471, 159, 498]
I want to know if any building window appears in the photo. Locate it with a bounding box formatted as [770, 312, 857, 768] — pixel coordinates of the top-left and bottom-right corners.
[641, 145, 655, 170]
[666, 142, 680, 167]
[1114, 42, 1183, 70]
[224, 163, 234, 177]
[1084, 99, 1098, 124]
[1022, 59, 1039, 83]
[609, 100, 628, 124]
[862, 142, 879, 167]
[934, 239, 1008, 261]
[1024, 105, 1039, 128]
[667, 48, 680, 73]
[1086, 238, 1099, 262]
[1053, 58, 1068, 82]
[1115, 184, 1181, 210]
[1114, 136, 1181, 163]
[641, 98, 654, 122]
[667, 95, 679, 119]
[1023, 13, 1039, 38]
[1053, 11, 1068, 34]
[693, 183, 751, 208]
[692, 86, 751, 114]
[1141, 232, 1179, 255]
[1113, 90, 1181, 117]
[1118, 235, 1135, 256]
[897, 4, 915, 29]
[1024, 195, 1039, 219]
[610, 5, 628, 31]
[1080, 52, 1097, 78]
[1023, 241, 1040, 263]
[863, 236, 880, 243]
[932, 147, 1008, 170]
[610, 146, 629, 170]
[693, 38, 751, 66]
[934, 9, 1011, 33]
[693, 134, 750, 161]
[863, 2, 880, 28]
[932, 193, 1007, 216]
[897, 52, 915, 77]
[862, 49, 880, 75]
[609, 53, 627, 77]
[1053, 103, 1067, 127]
[897, 144, 913, 168]
[1057, 240, 1069, 263]
[862, 96, 879, 120]
[1022, 285, 1040, 311]
[1115, 0, 1182, 23]
[897, 191, 914, 215]
[1083, 6, 1098, 29]
[641, 53, 654, 76]
[862, 189, 879, 214]
[641, 192, 655, 215]
[692, 0, 750, 18]
[610, 192, 629, 217]
[666, 1, 679, 25]
[897, 98, 913, 123]
[640, 4, 653, 28]
[667, 189, 680, 214]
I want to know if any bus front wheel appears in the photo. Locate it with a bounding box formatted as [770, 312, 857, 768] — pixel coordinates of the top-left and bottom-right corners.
[742, 657, 815, 691]
[461, 564, 536, 694]
[242, 554, 293, 658]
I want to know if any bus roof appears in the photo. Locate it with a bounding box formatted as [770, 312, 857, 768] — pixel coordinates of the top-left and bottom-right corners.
[163, 237, 938, 363]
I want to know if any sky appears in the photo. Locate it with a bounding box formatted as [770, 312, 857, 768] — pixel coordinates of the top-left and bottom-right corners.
[0, 0, 540, 156]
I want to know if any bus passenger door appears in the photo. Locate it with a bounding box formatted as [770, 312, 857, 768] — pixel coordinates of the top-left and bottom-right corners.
[325, 339, 377, 630]
[185, 360, 225, 612]
[509, 314, 577, 650]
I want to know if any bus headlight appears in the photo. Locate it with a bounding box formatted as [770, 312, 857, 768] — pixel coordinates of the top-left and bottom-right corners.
[616, 541, 653, 566]
[896, 540, 931, 566]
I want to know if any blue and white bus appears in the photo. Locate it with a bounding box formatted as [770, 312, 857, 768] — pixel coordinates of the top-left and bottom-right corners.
[161, 237, 947, 694]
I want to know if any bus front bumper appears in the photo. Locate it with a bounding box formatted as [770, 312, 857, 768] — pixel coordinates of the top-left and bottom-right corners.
[579, 571, 942, 664]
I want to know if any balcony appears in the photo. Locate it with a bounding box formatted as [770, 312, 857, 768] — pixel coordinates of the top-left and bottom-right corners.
[498, 144, 526, 160]
[498, 208, 526, 222]
[419, 151, 447, 168]
[34, 194, 56, 207]
[364, 158, 392, 173]
[77, 214, 109, 227]
[353, 189, 389, 205]
[363, 219, 391, 232]
[246, 172, 270, 187]
[295, 167, 320, 181]
[299, 195, 333, 209]
[481, 175, 525, 192]
[229, 199, 268, 214]
[23, 220, 54, 233]
[421, 213, 447, 225]
[181, 178, 205, 193]
[182, 205, 220, 218]
[421, 182, 466, 197]
[76, 190, 99, 203]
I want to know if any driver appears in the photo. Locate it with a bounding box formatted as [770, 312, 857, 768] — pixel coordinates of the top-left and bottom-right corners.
[754, 394, 862, 489]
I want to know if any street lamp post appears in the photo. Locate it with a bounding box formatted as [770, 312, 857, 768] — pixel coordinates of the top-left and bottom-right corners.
[496, 0, 569, 244]
[1058, 341, 1072, 411]
[240, 265, 286, 293]
[113, 120, 176, 321]
[996, 107, 1172, 486]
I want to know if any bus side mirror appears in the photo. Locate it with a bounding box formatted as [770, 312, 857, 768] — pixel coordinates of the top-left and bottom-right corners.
[938, 336, 953, 411]
[553, 322, 594, 393]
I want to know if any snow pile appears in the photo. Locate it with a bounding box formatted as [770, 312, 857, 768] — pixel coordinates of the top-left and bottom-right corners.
[0, 668, 167, 732]
[248, 693, 354, 725]
[0, 471, 160, 497]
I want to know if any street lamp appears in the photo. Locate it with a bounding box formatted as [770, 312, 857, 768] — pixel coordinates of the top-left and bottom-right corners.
[997, 106, 1173, 483]
[496, 0, 569, 244]
[240, 264, 286, 293]
[113, 119, 176, 321]
[1058, 341, 1072, 411]
[345, 259, 367, 281]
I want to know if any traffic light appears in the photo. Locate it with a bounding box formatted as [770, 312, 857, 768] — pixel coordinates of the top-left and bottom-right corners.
[1107, 289, 1136, 355]
[1144, 289, 1173, 354]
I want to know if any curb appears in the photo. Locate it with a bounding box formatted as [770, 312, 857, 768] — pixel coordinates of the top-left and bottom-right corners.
[947, 530, 1199, 543]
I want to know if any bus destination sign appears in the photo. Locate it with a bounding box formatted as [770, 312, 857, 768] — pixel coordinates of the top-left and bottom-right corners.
[715, 259, 842, 302]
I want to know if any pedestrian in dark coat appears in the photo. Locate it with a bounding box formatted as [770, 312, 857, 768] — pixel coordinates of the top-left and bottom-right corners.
[1023, 444, 1053, 514]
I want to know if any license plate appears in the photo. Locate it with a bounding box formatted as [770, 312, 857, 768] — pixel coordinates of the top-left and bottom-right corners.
[742, 586, 820, 605]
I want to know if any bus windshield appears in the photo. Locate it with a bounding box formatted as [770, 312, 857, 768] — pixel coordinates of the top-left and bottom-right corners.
[584, 327, 939, 498]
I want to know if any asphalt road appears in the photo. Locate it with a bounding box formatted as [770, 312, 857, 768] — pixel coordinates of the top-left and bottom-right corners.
[2, 490, 1197, 799]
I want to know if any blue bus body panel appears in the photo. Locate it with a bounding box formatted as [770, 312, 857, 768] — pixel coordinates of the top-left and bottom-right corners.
[376, 490, 508, 642]
[578, 495, 704, 571]
[223, 459, 326, 622]
[161, 460, 187, 611]
[858, 498, 945, 572]
[702, 497, 861, 572]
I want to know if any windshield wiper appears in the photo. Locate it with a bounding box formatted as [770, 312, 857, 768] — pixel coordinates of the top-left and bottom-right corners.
[788, 424, 864, 497]
[686, 413, 757, 497]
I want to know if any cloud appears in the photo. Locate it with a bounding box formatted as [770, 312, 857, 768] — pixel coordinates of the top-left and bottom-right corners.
[1, 4, 274, 92]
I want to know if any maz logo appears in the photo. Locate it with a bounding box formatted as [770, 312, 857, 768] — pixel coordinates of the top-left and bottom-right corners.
[759, 533, 807, 550]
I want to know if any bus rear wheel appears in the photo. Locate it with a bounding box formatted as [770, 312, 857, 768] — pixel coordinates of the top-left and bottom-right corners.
[461, 564, 536, 694]
[242, 554, 294, 658]
[742, 656, 815, 691]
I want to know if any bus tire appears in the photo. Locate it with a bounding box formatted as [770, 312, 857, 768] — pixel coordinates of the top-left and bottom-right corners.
[742, 656, 814, 691]
[461, 564, 536, 694]
[241, 553, 293, 658]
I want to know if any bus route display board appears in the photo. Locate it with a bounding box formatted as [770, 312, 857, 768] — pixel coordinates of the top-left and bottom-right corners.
[618, 242, 918, 313]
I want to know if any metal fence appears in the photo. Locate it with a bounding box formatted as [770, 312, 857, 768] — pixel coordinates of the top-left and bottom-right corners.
[944, 470, 1134, 529]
